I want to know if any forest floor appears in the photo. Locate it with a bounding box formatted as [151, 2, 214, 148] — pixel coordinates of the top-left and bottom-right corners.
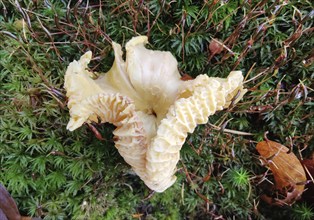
[0, 1, 313, 219]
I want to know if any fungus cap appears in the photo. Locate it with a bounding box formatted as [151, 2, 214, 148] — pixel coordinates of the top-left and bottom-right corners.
[64, 36, 246, 192]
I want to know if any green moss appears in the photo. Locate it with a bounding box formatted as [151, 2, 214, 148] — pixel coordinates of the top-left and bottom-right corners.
[0, 0, 313, 219]
[292, 203, 314, 220]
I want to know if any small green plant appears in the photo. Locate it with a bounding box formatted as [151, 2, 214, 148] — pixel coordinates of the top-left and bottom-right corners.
[291, 203, 314, 220]
[226, 167, 250, 189]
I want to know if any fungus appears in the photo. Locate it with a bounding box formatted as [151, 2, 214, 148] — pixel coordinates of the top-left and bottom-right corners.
[64, 36, 246, 192]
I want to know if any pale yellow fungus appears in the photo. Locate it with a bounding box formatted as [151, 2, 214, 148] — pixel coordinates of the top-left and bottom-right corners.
[64, 36, 246, 192]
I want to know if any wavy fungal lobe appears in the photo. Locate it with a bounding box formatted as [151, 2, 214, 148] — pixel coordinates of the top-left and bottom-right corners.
[64, 36, 246, 192]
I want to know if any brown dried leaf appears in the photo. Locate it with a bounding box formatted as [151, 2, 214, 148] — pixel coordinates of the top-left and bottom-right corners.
[256, 140, 307, 206]
[0, 208, 8, 220]
[180, 73, 194, 81]
[301, 157, 314, 203]
[209, 38, 224, 55]
[0, 184, 21, 220]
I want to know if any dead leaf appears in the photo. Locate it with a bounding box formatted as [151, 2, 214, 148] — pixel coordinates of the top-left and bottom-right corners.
[301, 156, 314, 203]
[180, 73, 194, 81]
[256, 140, 307, 206]
[0, 184, 21, 220]
[0, 208, 8, 220]
[209, 38, 224, 55]
[132, 213, 144, 219]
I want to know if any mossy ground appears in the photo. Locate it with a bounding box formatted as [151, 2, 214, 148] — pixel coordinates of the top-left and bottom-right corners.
[0, 0, 313, 219]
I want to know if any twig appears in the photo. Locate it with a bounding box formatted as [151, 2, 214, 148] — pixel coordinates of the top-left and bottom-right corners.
[208, 123, 254, 136]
